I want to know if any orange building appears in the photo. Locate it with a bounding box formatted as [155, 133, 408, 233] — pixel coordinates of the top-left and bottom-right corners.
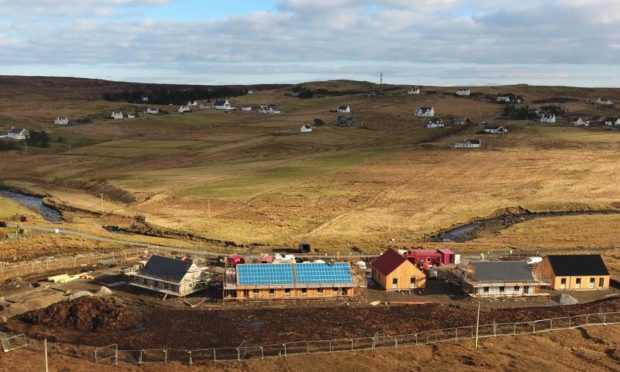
[371, 249, 426, 291]
[541, 255, 610, 291]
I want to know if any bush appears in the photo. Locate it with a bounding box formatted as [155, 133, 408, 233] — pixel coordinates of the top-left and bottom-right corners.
[314, 118, 325, 126]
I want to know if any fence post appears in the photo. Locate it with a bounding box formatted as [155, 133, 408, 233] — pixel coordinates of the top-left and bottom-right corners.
[550, 319, 553, 330]
[585, 314, 589, 325]
[455, 328, 458, 341]
[532, 322, 536, 333]
[351, 339, 354, 351]
[283, 344, 287, 357]
[114, 345, 118, 366]
[415, 333, 418, 345]
[307, 341, 310, 354]
[568, 317, 571, 328]
[139, 350, 143, 364]
[260, 346, 264, 359]
[493, 320, 497, 337]
[188, 351, 192, 365]
[164, 349, 168, 364]
[237, 347, 241, 361]
[513, 323, 516, 335]
[329, 340, 332, 352]
[213, 349, 216, 362]
[394, 336, 398, 349]
[603, 313, 607, 325]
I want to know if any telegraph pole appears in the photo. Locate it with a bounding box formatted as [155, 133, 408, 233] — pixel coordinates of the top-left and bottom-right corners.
[475, 301, 481, 349]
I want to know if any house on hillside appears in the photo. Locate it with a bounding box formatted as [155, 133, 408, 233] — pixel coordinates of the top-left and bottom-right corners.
[258, 105, 281, 114]
[371, 249, 426, 291]
[241, 105, 253, 112]
[483, 124, 508, 134]
[214, 99, 232, 110]
[540, 255, 610, 290]
[496, 93, 521, 104]
[54, 116, 69, 125]
[604, 117, 620, 126]
[130, 255, 209, 297]
[7, 127, 28, 140]
[595, 97, 614, 106]
[459, 261, 541, 297]
[178, 105, 191, 113]
[300, 124, 313, 133]
[455, 88, 471, 97]
[572, 117, 590, 127]
[407, 86, 420, 95]
[141, 96, 149, 103]
[451, 117, 470, 126]
[427, 118, 444, 128]
[146, 107, 159, 115]
[127, 114, 136, 119]
[336, 115, 355, 127]
[111, 111, 124, 120]
[337, 104, 351, 113]
[188, 100, 198, 106]
[416, 106, 434, 117]
[454, 139, 481, 149]
[539, 112, 556, 123]
[223, 262, 357, 300]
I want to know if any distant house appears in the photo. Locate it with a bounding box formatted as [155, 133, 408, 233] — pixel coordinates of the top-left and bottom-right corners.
[336, 115, 355, 127]
[367, 90, 378, 97]
[540, 255, 610, 291]
[127, 114, 136, 119]
[455, 88, 471, 97]
[416, 106, 434, 117]
[188, 100, 198, 106]
[178, 105, 191, 113]
[111, 111, 123, 120]
[371, 249, 426, 291]
[427, 118, 444, 128]
[595, 97, 614, 106]
[300, 124, 313, 133]
[146, 107, 159, 115]
[451, 117, 470, 126]
[141, 96, 149, 103]
[459, 261, 541, 298]
[258, 105, 281, 114]
[130, 255, 209, 297]
[7, 127, 28, 140]
[337, 104, 351, 113]
[483, 124, 508, 134]
[496, 93, 521, 103]
[214, 99, 232, 110]
[241, 106, 253, 112]
[247, 90, 254, 94]
[603, 117, 620, 126]
[54, 116, 69, 125]
[407, 86, 420, 95]
[539, 112, 556, 123]
[572, 117, 590, 127]
[454, 139, 481, 149]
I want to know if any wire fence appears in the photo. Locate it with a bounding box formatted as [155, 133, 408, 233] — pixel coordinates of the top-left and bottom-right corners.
[3, 311, 618, 366]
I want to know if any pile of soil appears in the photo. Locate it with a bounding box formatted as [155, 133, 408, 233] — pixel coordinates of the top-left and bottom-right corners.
[21, 296, 140, 332]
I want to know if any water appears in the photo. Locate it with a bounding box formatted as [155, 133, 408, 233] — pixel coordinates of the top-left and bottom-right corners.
[0, 189, 63, 222]
[436, 221, 481, 242]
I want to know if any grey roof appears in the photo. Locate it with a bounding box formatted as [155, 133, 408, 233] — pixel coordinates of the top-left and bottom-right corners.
[214, 100, 227, 106]
[8, 128, 25, 134]
[471, 261, 534, 283]
[142, 255, 193, 283]
[418, 106, 432, 111]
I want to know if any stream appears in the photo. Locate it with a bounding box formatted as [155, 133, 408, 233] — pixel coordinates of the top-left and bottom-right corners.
[0, 189, 64, 222]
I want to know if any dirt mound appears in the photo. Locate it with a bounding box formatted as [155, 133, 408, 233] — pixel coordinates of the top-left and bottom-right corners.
[22, 296, 140, 332]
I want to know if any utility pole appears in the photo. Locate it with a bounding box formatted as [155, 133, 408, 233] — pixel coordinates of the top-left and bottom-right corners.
[100, 193, 104, 213]
[44, 338, 49, 372]
[475, 301, 481, 349]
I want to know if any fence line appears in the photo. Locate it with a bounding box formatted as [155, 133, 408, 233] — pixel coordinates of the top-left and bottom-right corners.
[4, 311, 618, 365]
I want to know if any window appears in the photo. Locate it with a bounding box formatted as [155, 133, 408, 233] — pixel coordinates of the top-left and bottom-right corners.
[243, 290, 249, 298]
[589, 277, 595, 289]
[599, 278, 605, 288]
[499, 286, 505, 293]
[575, 278, 581, 289]
[560, 278, 567, 290]
[269, 289, 275, 297]
[301, 288, 308, 296]
[483, 287, 489, 293]
[317, 288, 324, 296]
[392, 278, 398, 289]
[410, 276, 417, 289]
[514, 286, 520, 292]
[524, 286, 530, 294]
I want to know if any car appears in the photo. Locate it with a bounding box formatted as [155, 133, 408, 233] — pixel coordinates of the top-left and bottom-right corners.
[526, 256, 543, 265]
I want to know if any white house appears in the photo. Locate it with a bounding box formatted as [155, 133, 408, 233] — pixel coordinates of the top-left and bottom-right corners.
[214, 99, 232, 110]
[7, 127, 28, 140]
[300, 124, 313, 133]
[452, 117, 470, 126]
[539, 112, 556, 123]
[188, 100, 198, 106]
[595, 97, 613, 106]
[247, 90, 254, 95]
[258, 105, 281, 114]
[111, 111, 124, 120]
[455, 88, 471, 97]
[416, 106, 434, 117]
[572, 117, 590, 127]
[130, 255, 209, 297]
[146, 107, 159, 115]
[178, 105, 191, 113]
[337, 104, 351, 113]
[483, 124, 508, 134]
[496, 94, 520, 103]
[54, 116, 69, 125]
[241, 106, 252, 112]
[604, 117, 620, 126]
[427, 118, 444, 128]
[454, 139, 481, 149]
[141, 96, 149, 103]
[127, 114, 136, 119]
[407, 86, 420, 95]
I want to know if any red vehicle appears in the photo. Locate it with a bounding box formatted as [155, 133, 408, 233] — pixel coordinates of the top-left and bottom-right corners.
[227, 255, 245, 267]
[404, 248, 454, 267]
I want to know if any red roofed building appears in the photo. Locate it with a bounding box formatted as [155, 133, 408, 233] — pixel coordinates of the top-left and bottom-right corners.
[371, 249, 426, 291]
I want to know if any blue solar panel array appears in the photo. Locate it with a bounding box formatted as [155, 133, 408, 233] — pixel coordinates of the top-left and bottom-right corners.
[237, 264, 294, 285]
[236, 263, 352, 286]
[296, 263, 352, 285]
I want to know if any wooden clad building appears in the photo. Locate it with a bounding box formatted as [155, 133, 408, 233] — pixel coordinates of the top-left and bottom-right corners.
[541, 255, 610, 290]
[371, 249, 426, 291]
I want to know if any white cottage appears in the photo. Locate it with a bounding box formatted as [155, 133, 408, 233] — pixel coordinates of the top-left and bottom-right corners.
[130, 255, 209, 297]
[146, 107, 159, 115]
[539, 112, 556, 123]
[241, 106, 252, 112]
[337, 105, 351, 113]
[258, 105, 281, 114]
[427, 118, 444, 128]
[111, 111, 124, 120]
[595, 97, 613, 106]
[178, 105, 191, 113]
[416, 106, 434, 117]
[455, 88, 471, 97]
[214, 99, 232, 110]
[54, 116, 69, 125]
[483, 124, 508, 134]
[127, 114, 136, 119]
[407, 86, 420, 95]
[454, 139, 481, 149]
[572, 117, 590, 127]
[604, 117, 620, 126]
[300, 124, 313, 133]
[7, 127, 28, 140]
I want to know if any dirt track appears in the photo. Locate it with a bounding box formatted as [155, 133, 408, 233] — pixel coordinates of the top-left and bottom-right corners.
[3, 296, 619, 350]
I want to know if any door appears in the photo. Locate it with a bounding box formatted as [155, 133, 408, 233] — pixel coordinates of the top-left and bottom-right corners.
[392, 278, 398, 289]
[560, 278, 566, 290]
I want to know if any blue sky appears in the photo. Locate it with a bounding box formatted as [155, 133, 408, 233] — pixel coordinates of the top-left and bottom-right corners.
[0, 0, 619, 86]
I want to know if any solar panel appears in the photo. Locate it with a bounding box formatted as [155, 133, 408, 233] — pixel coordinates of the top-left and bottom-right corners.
[296, 263, 352, 285]
[237, 264, 294, 285]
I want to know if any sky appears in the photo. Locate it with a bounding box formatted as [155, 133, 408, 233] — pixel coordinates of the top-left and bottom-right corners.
[0, 0, 619, 86]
